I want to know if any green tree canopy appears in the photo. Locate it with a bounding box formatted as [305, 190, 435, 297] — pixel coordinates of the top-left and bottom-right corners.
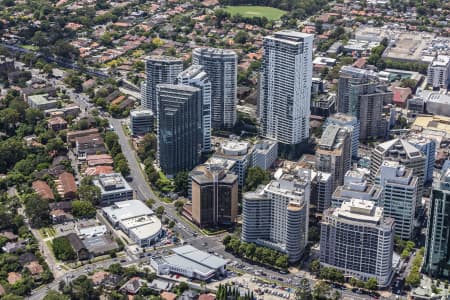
[24, 194, 49, 228]
[52, 236, 76, 261]
[365, 278, 378, 291]
[400, 78, 417, 90]
[295, 278, 312, 300]
[234, 31, 250, 44]
[72, 200, 96, 218]
[312, 281, 331, 300]
[43, 290, 70, 300]
[78, 185, 101, 205]
[244, 167, 270, 191]
[174, 171, 189, 197]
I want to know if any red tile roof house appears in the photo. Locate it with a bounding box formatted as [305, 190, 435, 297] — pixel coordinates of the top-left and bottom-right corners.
[84, 166, 114, 176]
[0, 231, 18, 241]
[7, 272, 22, 284]
[26, 261, 44, 278]
[91, 270, 109, 285]
[392, 86, 412, 108]
[199, 294, 216, 300]
[56, 172, 77, 200]
[86, 154, 114, 166]
[82, 79, 96, 91]
[161, 291, 177, 300]
[32, 180, 55, 201]
[67, 128, 99, 143]
[47, 116, 68, 131]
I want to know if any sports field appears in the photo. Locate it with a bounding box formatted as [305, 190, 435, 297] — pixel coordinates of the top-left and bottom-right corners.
[224, 5, 286, 20]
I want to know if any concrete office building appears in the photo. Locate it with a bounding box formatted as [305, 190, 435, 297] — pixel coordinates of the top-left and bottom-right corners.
[325, 113, 360, 158]
[188, 157, 237, 200]
[332, 170, 382, 208]
[259, 31, 313, 145]
[376, 161, 418, 240]
[93, 173, 134, 206]
[242, 170, 310, 262]
[311, 94, 336, 118]
[337, 66, 378, 114]
[406, 134, 436, 183]
[151, 245, 228, 280]
[370, 138, 426, 199]
[102, 200, 162, 247]
[157, 84, 202, 176]
[358, 83, 391, 140]
[407, 97, 425, 115]
[312, 171, 333, 214]
[213, 140, 254, 187]
[130, 109, 154, 135]
[27, 94, 58, 110]
[177, 65, 212, 152]
[337, 67, 391, 140]
[140, 81, 147, 109]
[316, 124, 352, 191]
[142, 56, 183, 112]
[252, 139, 278, 170]
[320, 199, 394, 287]
[190, 164, 238, 228]
[419, 90, 450, 117]
[427, 55, 450, 89]
[424, 167, 450, 278]
[192, 48, 237, 129]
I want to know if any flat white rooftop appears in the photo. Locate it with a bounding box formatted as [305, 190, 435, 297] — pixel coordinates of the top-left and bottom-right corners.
[102, 200, 154, 222]
[337, 199, 382, 223]
[172, 245, 228, 269]
[129, 216, 162, 240]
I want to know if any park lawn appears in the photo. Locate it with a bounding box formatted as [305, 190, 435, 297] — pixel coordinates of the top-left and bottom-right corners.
[224, 5, 286, 20]
[21, 44, 39, 51]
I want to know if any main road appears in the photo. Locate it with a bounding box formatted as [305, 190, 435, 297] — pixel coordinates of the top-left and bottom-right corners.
[108, 118, 212, 245]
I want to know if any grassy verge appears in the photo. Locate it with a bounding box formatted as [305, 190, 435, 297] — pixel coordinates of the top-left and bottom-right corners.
[68, 254, 115, 269]
[178, 214, 227, 236]
[39, 227, 56, 238]
[121, 123, 131, 136]
[227, 266, 244, 276]
[161, 197, 173, 204]
[45, 240, 53, 251]
[201, 228, 227, 236]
